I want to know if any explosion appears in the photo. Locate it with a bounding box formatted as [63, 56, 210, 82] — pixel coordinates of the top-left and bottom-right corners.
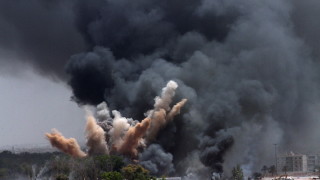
[5, 0, 318, 178]
[46, 129, 87, 158]
[46, 80, 187, 160]
[115, 117, 151, 158]
[85, 113, 109, 155]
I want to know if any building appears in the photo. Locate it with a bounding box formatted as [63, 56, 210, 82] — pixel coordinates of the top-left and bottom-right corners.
[277, 152, 307, 173]
[307, 155, 320, 172]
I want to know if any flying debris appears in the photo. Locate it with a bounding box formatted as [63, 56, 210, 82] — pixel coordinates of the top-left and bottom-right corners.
[46, 80, 187, 160]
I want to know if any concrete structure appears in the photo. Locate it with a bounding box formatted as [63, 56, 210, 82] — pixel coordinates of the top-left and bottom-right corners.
[262, 176, 319, 180]
[277, 152, 307, 173]
[307, 155, 320, 172]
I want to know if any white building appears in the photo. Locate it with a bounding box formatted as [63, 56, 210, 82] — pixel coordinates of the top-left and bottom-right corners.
[307, 155, 320, 172]
[277, 152, 307, 173]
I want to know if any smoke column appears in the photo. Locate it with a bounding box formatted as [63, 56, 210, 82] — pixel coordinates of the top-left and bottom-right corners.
[45, 129, 87, 158]
[109, 110, 130, 149]
[85, 113, 109, 155]
[116, 117, 151, 158]
[146, 81, 187, 142]
[5, 0, 320, 178]
[96, 102, 112, 122]
[167, 99, 188, 121]
[154, 80, 178, 111]
[146, 109, 167, 142]
[45, 80, 187, 166]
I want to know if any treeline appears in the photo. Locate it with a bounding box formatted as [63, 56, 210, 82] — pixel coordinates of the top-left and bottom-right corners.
[0, 150, 61, 179]
[44, 154, 159, 180]
[0, 150, 163, 180]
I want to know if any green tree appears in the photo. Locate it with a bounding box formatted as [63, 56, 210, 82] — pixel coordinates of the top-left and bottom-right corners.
[49, 156, 71, 175]
[55, 173, 69, 180]
[70, 157, 99, 180]
[0, 168, 8, 178]
[94, 155, 124, 172]
[100, 171, 123, 180]
[121, 164, 151, 180]
[110, 155, 125, 172]
[232, 165, 244, 180]
[268, 165, 276, 176]
[261, 165, 268, 176]
[20, 163, 33, 179]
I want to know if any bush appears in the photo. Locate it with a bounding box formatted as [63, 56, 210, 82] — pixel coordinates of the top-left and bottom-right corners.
[0, 168, 8, 178]
[55, 173, 69, 180]
[101, 171, 123, 180]
[122, 164, 151, 180]
[94, 155, 125, 172]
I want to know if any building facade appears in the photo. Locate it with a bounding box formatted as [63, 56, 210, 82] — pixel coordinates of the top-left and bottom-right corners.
[277, 153, 307, 173]
[307, 155, 320, 172]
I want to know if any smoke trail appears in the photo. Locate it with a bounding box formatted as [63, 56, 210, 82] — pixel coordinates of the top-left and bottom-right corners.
[116, 117, 151, 158]
[146, 109, 167, 142]
[167, 99, 188, 121]
[146, 81, 188, 142]
[45, 129, 86, 158]
[85, 113, 109, 155]
[154, 80, 178, 111]
[109, 110, 130, 149]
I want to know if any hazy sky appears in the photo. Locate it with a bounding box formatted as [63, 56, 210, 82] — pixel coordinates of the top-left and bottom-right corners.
[0, 63, 85, 147]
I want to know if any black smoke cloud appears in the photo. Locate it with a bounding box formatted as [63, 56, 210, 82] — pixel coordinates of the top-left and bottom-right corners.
[66, 49, 115, 104]
[0, 0, 85, 78]
[3, 0, 320, 178]
[73, 0, 236, 59]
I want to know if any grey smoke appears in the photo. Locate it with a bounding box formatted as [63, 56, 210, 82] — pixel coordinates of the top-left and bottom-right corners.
[2, 0, 320, 178]
[139, 144, 175, 176]
[0, 0, 85, 78]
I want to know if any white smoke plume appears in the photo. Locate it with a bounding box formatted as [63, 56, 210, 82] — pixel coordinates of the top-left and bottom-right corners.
[146, 81, 187, 142]
[154, 80, 178, 111]
[96, 102, 112, 122]
[109, 110, 130, 149]
[85, 112, 109, 155]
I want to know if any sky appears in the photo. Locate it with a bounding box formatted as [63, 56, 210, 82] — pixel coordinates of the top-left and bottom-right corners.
[0, 63, 85, 147]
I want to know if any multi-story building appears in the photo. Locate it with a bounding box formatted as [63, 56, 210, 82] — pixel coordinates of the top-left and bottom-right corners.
[307, 155, 320, 172]
[277, 152, 307, 173]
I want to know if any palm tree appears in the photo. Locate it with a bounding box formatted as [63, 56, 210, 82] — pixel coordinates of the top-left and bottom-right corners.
[261, 165, 268, 177]
[268, 165, 276, 176]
